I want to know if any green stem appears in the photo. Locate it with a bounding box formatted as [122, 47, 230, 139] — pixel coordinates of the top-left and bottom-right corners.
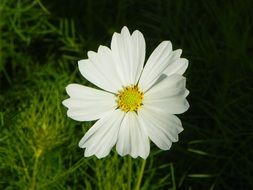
[135, 159, 146, 190]
[128, 156, 132, 190]
[170, 163, 176, 190]
[35, 0, 50, 15]
[30, 149, 42, 190]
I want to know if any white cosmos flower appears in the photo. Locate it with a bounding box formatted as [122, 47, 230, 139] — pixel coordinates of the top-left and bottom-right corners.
[62, 26, 189, 159]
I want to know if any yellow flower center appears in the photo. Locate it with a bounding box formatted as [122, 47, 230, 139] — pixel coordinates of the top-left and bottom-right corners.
[117, 85, 144, 112]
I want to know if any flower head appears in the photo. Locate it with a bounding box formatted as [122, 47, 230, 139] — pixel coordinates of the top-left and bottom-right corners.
[62, 26, 189, 159]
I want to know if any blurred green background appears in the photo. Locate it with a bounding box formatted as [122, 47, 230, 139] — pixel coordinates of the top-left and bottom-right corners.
[1, 0, 253, 189]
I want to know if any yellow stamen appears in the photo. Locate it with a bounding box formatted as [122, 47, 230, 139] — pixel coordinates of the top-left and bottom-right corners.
[116, 85, 144, 112]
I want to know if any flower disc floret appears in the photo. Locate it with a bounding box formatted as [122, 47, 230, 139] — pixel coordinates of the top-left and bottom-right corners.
[117, 86, 144, 112]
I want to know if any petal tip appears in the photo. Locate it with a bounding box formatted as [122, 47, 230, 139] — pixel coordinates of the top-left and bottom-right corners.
[176, 49, 183, 56]
[65, 84, 74, 96]
[65, 84, 80, 97]
[185, 100, 190, 111]
[132, 29, 144, 37]
[62, 99, 69, 107]
[78, 59, 87, 66]
[84, 150, 92, 157]
[78, 139, 85, 148]
[121, 26, 130, 33]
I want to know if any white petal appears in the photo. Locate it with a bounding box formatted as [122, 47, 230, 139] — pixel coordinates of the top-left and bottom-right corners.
[167, 49, 182, 63]
[129, 116, 150, 159]
[138, 107, 184, 150]
[138, 41, 173, 92]
[144, 98, 189, 115]
[79, 109, 125, 158]
[111, 26, 146, 86]
[62, 84, 117, 121]
[145, 74, 187, 99]
[78, 45, 122, 93]
[163, 58, 188, 76]
[131, 30, 146, 83]
[116, 113, 131, 156]
[116, 112, 150, 159]
[143, 74, 189, 114]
